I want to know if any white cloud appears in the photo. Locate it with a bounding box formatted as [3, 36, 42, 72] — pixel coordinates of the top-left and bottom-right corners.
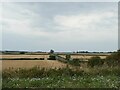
[2, 2, 118, 51]
[52, 11, 118, 43]
[54, 12, 116, 30]
[2, 3, 51, 37]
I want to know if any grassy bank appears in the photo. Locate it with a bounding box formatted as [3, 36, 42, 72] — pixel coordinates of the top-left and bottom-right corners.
[3, 75, 120, 88]
[2, 66, 120, 88]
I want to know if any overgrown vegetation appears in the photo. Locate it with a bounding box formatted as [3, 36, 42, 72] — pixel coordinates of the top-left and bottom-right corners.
[87, 56, 104, 67]
[2, 66, 120, 88]
[3, 75, 120, 88]
[65, 54, 71, 60]
[2, 50, 120, 88]
[68, 59, 80, 66]
[105, 50, 120, 67]
[48, 54, 56, 60]
[87, 50, 120, 68]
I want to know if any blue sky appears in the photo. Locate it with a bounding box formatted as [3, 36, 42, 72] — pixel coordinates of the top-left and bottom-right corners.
[1, 2, 118, 52]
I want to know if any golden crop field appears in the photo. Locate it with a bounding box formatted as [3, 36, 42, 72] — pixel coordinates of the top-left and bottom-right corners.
[71, 55, 107, 59]
[2, 60, 67, 70]
[1, 53, 109, 70]
[1, 55, 49, 59]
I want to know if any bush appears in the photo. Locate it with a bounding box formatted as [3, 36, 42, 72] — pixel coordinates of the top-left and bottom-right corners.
[105, 50, 120, 67]
[20, 52, 25, 54]
[65, 54, 71, 60]
[88, 56, 104, 67]
[48, 54, 56, 60]
[68, 59, 80, 66]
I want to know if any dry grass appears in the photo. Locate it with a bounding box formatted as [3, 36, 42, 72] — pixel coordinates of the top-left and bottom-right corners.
[1, 54, 108, 71]
[59, 55, 107, 59]
[1, 54, 108, 59]
[2, 60, 67, 70]
[1, 55, 49, 59]
[71, 55, 107, 59]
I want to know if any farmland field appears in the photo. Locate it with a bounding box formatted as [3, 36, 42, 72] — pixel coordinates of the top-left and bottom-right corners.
[1, 52, 120, 89]
[1, 53, 109, 59]
[2, 60, 67, 70]
[1, 54, 109, 70]
[1, 55, 49, 60]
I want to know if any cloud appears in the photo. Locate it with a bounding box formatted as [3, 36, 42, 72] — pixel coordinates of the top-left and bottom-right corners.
[54, 12, 117, 30]
[3, 18, 51, 37]
[52, 11, 117, 43]
[2, 2, 118, 51]
[2, 3, 51, 37]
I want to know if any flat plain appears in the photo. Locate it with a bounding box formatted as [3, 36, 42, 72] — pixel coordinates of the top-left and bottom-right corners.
[1, 53, 109, 70]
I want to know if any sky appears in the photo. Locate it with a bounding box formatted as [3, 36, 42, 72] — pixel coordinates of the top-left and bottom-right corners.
[1, 2, 118, 52]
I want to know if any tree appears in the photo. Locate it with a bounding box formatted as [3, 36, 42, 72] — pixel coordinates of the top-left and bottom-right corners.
[48, 49, 55, 60]
[50, 49, 54, 54]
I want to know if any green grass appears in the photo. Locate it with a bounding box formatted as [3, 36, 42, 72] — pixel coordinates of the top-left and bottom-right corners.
[2, 66, 120, 88]
[3, 75, 120, 88]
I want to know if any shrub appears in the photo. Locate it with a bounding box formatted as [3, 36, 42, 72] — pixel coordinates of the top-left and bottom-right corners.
[68, 59, 80, 66]
[48, 54, 56, 60]
[20, 52, 25, 54]
[105, 50, 120, 67]
[65, 54, 71, 60]
[88, 56, 104, 67]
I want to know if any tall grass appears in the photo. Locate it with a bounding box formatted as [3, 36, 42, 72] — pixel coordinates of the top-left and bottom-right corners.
[2, 66, 120, 88]
[3, 65, 120, 79]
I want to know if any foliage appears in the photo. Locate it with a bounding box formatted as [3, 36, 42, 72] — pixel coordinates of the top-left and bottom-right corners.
[3, 75, 120, 88]
[48, 54, 56, 60]
[50, 49, 54, 54]
[68, 59, 80, 66]
[65, 54, 71, 60]
[3, 65, 120, 79]
[105, 50, 120, 67]
[87, 56, 104, 67]
[19, 52, 25, 54]
[2, 65, 120, 88]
